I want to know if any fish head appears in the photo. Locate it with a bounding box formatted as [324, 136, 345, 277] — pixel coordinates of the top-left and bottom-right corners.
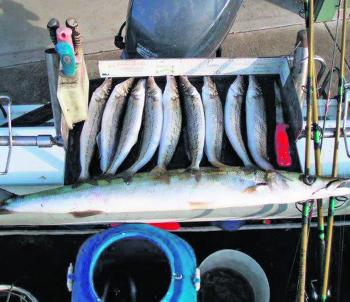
[119, 77, 134, 95]
[147, 76, 156, 88]
[263, 172, 350, 203]
[229, 75, 244, 95]
[94, 78, 112, 101]
[248, 75, 263, 96]
[179, 75, 192, 91]
[146, 77, 162, 99]
[203, 76, 216, 89]
[179, 75, 198, 99]
[165, 75, 178, 94]
[203, 76, 219, 98]
[311, 177, 350, 199]
[131, 79, 146, 99]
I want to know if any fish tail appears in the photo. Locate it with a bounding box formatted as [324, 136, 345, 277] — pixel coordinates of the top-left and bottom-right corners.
[258, 159, 274, 171]
[105, 160, 120, 176]
[151, 165, 167, 176]
[243, 161, 256, 169]
[104, 170, 115, 177]
[0, 207, 12, 215]
[0, 198, 13, 215]
[100, 155, 112, 174]
[100, 164, 108, 175]
[0, 200, 8, 215]
[117, 170, 135, 184]
[78, 171, 89, 182]
[150, 166, 171, 183]
[186, 167, 202, 182]
[210, 160, 229, 169]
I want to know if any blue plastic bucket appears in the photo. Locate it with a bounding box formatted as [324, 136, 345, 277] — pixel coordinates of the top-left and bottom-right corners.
[71, 224, 198, 301]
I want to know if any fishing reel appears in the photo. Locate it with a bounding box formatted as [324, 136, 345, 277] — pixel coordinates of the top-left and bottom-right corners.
[0, 284, 38, 302]
[308, 279, 331, 302]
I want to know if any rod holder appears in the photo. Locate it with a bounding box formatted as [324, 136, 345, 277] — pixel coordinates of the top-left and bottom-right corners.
[0, 135, 62, 147]
[314, 55, 327, 87]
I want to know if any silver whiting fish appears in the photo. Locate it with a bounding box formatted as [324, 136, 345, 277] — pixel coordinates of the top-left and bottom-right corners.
[106, 79, 146, 175]
[202, 76, 226, 168]
[246, 76, 274, 171]
[179, 76, 205, 173]
[79, 78, 112, 180]
[153, 75, 182, 175]
[119, 77, 163, 181]
[99, 78, 134, 173]
[225, 75, 254, 167]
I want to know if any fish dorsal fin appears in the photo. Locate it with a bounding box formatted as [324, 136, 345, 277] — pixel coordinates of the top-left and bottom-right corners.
[96, 132, 102, 158]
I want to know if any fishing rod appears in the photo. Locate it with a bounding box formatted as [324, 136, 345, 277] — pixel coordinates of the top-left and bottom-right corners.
[321, 1, 348, 300]
[297, 200, 312, 302]
[307, 0, 326, 288]
[317, 4, 341, 292]
[296, 1, 315, 301]
[313, 63, 326, 300]
[308, 0, 328, 286]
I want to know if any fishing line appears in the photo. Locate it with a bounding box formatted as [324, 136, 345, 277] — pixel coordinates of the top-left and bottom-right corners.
[285, 216, 303, 300]
[296, 201, 304, 213]
[324, 23, 350, 73]
[287, 40, 302, 71]
[320, 0, 341, 151]
[334, 195, 348, 208]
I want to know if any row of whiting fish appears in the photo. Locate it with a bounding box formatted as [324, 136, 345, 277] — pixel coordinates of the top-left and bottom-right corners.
[79, 75, 276, 181]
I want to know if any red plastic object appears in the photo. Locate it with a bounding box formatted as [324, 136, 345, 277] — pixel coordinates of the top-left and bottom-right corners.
[110, 222, 180, 231]
[149, 222, 181, 231]
[275, 123, 292, 167]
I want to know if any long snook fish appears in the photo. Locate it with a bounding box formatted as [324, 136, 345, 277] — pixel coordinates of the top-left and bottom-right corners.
[2, 168, 350, 221]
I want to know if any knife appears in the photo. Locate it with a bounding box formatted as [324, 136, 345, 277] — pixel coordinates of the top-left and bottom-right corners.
[47, 18, 60, 45]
